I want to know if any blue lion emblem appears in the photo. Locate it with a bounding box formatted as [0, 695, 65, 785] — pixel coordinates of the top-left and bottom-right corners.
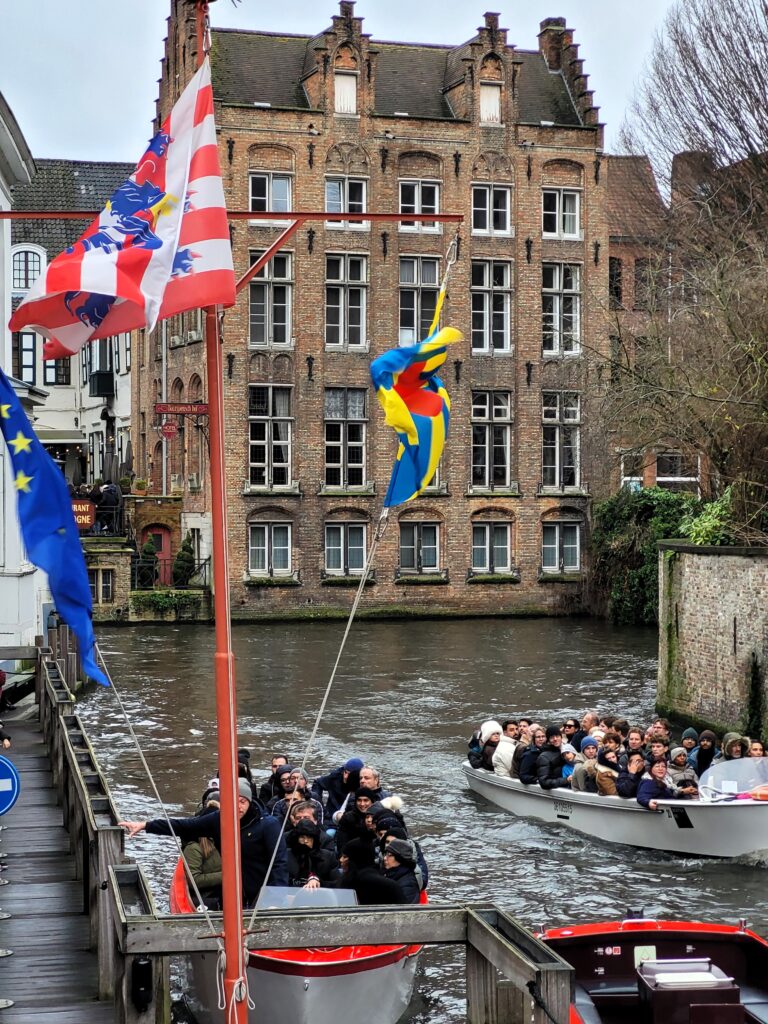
[171, 248, 200, 278]
[68, 180, 171, 255]
[146, 130, 173, 157]
[64, 291, 116, 329]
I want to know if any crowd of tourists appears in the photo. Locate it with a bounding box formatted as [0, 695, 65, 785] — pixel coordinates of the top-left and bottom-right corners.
[119, 751, 428, 910]
[468, 713, 764, 811]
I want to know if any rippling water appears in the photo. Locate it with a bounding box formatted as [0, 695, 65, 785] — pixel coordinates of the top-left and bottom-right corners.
[76, 618, 768, 1022]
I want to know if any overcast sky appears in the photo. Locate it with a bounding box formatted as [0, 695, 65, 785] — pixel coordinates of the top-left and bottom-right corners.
[1, 0, 675, 164]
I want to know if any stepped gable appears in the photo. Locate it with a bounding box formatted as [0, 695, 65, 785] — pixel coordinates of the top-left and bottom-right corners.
[606, 155, 667, 241]
[11, 158, 133, 254]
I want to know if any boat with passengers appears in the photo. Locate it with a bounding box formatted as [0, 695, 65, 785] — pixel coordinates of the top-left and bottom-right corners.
[463, 757, 768, 859]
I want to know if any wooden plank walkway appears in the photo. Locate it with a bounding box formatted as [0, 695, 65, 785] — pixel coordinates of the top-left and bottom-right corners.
[0, 713, 118, 1023]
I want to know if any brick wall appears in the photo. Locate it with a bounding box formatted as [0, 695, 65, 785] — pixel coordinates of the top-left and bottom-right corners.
[657, 542, 768, 733]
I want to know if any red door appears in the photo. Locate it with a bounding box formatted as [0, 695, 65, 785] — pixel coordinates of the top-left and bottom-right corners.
[142, 525, 172, 585]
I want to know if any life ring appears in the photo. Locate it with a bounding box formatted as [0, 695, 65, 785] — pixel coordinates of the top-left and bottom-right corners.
[750, 784, 768, 800]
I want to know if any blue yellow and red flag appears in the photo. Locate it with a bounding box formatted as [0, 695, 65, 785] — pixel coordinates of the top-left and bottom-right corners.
[370, 287, 461, 507]
[0, 367, 108, 685]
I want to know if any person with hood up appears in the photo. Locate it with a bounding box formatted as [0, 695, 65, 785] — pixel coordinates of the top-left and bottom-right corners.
[714, 732, 748, 764]
[560, 743, 577, 779]
[311, 758, 363, 824]
[334, 787, 378, 854]
[382, 839, 421, 904]
[536, 726, 571, 789]
[667, 746, 699, 797]
[286, 820, 339, 888]
[637, 757, 680, 811]
[571, 736, 599, 792]
[119, 777, 288, 906]
[267, 764, 297, 811]
[338, 838, 405, 905]
[688, 730, 718, 775]
[468, 720, 502, 771]
[595, 748, 621, 796]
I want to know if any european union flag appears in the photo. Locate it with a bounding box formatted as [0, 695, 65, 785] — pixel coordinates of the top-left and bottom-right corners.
[371, 326, 462, 507]
[0, 366, 108, 685]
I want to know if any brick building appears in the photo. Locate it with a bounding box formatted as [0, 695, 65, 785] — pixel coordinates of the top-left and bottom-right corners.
[135, 1, 617, 618]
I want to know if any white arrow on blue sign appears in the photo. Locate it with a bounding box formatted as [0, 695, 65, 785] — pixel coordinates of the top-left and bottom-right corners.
[0, 756, 20, 815]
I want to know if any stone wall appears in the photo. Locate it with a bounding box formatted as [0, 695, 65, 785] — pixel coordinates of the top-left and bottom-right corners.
[657, 541, 768, 734]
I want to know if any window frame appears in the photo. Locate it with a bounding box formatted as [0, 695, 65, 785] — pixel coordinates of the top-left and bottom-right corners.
[656, 451, 700, 494]
[323, 387, 368, 489]
[609, 257, 623, 310]
[398, 521, 440, 574]
[12, 331, 36, 385]
[479, 83, 503, 124]
[542, 262, 581, 355]
[541, 188, 581, 239]
[12, 248, 42, 291]
[249, 171, 292, 218]
[43, 358, 71, 386]
[248, 384, 293, 489]
[334, 71, 358, 115]
[398, 256, 440, 345]
[470, 259, 512, 354]
[88, 568, 115, 604]
[248, 521, 292, 576]
[325, 254, 368, 349]
[541, 391, 581, 490]
[248, 250, 293, 349]
[541, 521, 581, 574]
[325, 176, 368, 231]
[324, 521, 367, 575]
[471, 521, 511, 573]
[471, 390, 513, 490]
[398, 179, 441, 234]
[471, 184, 511, 236]
[621, 452, 644, 491]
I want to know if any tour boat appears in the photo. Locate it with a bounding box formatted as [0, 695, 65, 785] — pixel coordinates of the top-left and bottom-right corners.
[170, 864, 422, 1024]
[540, 915, 768, 1024]
[462, 758, 768, 859]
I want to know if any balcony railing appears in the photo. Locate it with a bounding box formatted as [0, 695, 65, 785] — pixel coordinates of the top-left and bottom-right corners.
[131, 556, 211, 591]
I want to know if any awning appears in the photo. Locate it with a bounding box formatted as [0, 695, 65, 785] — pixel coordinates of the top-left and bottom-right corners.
[37, 429, 86, 444]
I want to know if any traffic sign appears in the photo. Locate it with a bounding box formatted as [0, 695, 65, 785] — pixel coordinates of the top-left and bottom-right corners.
[0, 756, 20, 815]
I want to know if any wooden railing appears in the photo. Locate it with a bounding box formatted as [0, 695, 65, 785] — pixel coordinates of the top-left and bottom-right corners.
[30, 634, 572, 1024]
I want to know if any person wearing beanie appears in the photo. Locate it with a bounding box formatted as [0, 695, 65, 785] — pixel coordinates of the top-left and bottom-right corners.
[536, 725, 571, 790]
[375, 821, 429, 892]
[338, 839, 405, 905]
[571, 737, 599, 793]
[286, 819, 339, 889]
[334, 787, 379, 854]
[119, 776, 288, 905]
[689, 730, 718, 775]
[468, 719, 503, 771]
[383, 840, 420, 903]
[681, 727, 699, 755]
[560, 743, 577, 779]
[667, 746, 699, 797]
[311, 758, 364, 824]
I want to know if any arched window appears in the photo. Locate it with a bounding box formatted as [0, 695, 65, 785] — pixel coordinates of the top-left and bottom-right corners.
[334, 45, 359, 115]
[12, 248, 42, 290]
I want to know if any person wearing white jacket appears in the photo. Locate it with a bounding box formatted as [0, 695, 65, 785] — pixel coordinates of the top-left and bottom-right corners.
[492, 720, 519, 777]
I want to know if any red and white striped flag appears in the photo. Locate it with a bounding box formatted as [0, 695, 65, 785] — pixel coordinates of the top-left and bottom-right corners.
[10, 59, 235, 358]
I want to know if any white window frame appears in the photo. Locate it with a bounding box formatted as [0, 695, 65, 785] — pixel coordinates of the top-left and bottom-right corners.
[471, 184, 511, 236]
[399, 256, 440, 345]
[471, 260, 512, 353]
[125, 332, 132, 371]
[88, 568, 115, 604]
[334, 71, 358, 115]
[542, 392, 580, 490]
[656, 451, 700, 494]
[621, 452, 644, 491]
[248, 384, 293, 489]
[11, 246, 44, 291]
[542, 263, 581, 355]
[249, 171, 292, 222]
[399, 521, 440, 574]
[479, 83, 502, 124]
[324, 387, 367, 489]
[249, 251, 293, 348]
[542, 188, 581, 239]
[398, 179, 440, 233]
[542, 522, 581, 574]
[248, 522, 292, 576]
[325, 176, 368, 230]
[472, 522, 511, 573]
[324, 522, 367, 575]
[471, 390, 512, 490]
[325, 254, 367, 350]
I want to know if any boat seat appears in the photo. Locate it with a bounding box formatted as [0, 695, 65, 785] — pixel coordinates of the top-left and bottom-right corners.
[574, 984, 603, 1024]
[737, 986, 768, 1024]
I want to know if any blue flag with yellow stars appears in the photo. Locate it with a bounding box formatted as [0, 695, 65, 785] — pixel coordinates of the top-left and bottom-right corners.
[0, 366, 108, 685]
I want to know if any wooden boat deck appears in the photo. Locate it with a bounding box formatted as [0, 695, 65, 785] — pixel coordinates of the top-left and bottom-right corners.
[0, 713, 118, 1023]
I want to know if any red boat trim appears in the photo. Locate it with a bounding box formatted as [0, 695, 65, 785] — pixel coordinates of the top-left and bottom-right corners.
[541, 919, 768, 947]
[249, 945, 411, 977]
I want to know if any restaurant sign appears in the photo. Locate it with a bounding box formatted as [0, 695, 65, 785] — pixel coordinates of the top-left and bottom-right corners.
[154, 402, 209, 415]
[72, 499, 96, 531]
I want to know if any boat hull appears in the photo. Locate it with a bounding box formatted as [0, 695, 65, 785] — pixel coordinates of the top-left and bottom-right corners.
[462, 762, 768, 858]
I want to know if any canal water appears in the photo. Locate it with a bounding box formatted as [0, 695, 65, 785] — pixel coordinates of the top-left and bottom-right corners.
[77, 618, 768, 1022]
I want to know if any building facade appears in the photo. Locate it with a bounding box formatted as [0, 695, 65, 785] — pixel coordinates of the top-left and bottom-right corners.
[136, 1, 617, 618]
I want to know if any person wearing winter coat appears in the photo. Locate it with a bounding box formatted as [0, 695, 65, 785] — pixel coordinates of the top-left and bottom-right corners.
[595, 749, 620, 796]
[667, 746, 699, 797]
[571, 737, 599, 793]
[257, 754, 289, 804]
[616, 752, 646, 799]
[382, 839, 421, 904]
[536, 726, 571, 789]
[492, 732, 518, 777]
[518, 729, 547, 784]
[688, 730, 718, 775]
[468, 720, 502, 771]
[311, 758, 363, 823]
[286, 820, 339, 888]
[713, 732, 748, 764]
[338, 838, 405, 905]
[334, 788, 378, 854]
[637, 758, 680, 811]
[184, 836, 223, 908]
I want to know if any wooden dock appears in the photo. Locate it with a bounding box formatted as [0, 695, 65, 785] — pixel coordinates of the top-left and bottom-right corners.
[0, 712, 117, 1023]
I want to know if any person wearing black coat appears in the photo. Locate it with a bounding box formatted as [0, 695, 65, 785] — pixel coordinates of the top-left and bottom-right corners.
[536, 726, 571, 790]
[257, 754, 289, 805]
[311, 758, 363, 822]
[119, 778, 288, 905]
[382, 840, 421, 904]
[518, 729, 547, 784]
[334, 788, 377, 854]
[616, 753, 646, 799]
[637, 758, 679, 811]
[286, 821, 339, 887]
[338, 839, 405, 905]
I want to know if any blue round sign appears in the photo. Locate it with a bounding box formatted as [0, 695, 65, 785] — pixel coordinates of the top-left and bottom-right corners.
[0, 755, 20, 815]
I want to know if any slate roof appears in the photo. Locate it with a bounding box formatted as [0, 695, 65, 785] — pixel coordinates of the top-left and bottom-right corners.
[210, 28, 581, 125]
[11, 159, 134, 254]
[605, 155, 667, 239]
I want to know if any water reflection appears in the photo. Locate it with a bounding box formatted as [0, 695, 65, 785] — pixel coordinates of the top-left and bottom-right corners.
[76, 618, 767, 1023]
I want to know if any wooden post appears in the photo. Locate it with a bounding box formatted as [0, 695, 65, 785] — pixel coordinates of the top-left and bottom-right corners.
[59, 624, 70, 684]
[96, 826, 125, 999]
[467, 944, 500, 1024]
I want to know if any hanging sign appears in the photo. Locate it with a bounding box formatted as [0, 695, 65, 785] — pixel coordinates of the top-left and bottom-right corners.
[154, 403, 208, 415]
[160, 422, 179, 439]
[71, 499, 96, 531]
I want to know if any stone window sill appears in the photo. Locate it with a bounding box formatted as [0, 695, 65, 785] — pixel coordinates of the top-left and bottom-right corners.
[320, 573, 376, 587]
[537, 571, 583, 584]
[394, 571, 449, 585]
[243, 573, 302, 588]
[536, 486, 589, 498]
[318, 484, 375, 497]
[467, 570, 521, 584]
[243, 483, 302, 497]
[467, 484, 520, 497]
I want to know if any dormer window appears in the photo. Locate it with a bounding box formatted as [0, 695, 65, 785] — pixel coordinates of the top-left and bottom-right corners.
[12, 249, 42, 291]
[334, 72, 357, 115]
[480, 83, 502, 124]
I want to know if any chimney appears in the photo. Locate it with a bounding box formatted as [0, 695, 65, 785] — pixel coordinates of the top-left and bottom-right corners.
[538, 17, 567, 70]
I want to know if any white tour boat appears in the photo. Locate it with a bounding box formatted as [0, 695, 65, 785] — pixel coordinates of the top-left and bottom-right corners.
[463, 757, 768, 859]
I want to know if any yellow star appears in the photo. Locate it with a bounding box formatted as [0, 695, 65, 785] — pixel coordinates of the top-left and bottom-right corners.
[0, 404, 11, 419]
[14, 469, 33, 493]
[8, 431, 32, 455]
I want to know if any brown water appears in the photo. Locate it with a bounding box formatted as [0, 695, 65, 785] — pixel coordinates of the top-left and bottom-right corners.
[77, 618, 768, 1022]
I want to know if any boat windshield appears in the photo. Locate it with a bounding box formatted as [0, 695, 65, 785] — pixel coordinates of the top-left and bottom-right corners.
[255, 886, 359, 910]
[699, 756, 768, 801]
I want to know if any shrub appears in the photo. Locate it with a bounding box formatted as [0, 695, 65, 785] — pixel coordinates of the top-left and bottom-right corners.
[681, 486, 737, 546]
[136, 538, 158, 589]
[172, 532, 196, 586]
[133, 478, 148, 491]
